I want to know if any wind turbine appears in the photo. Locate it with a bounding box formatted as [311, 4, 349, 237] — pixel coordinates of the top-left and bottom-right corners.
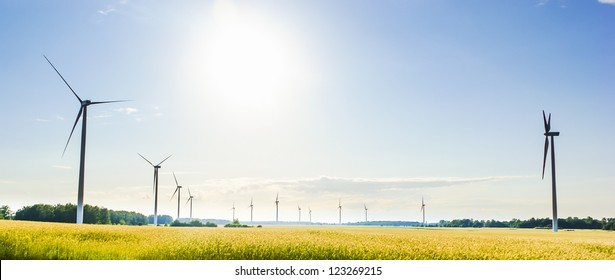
[170, 172, 182, 220]
[45, 55, 127, 224]
[185, 187, 194, 219]
[542, 110, 561, 232]
[138, 153, 172, 226]
[231, 202, 236, 221]
[275, 193, 280, 223]
[298, 204, 301, 223]
[338, 199, 342, 225]
[249, 197, 254, 223]
[309, 207, 312, 224]
[421, 196, 426, 227]
[364, 204, 368, 222]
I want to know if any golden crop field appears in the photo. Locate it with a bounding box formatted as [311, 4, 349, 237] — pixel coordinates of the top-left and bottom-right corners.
[1, 220, 613, 260]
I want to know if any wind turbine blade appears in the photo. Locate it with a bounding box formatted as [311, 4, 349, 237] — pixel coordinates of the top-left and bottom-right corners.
[542, 136, 549, 179]
[137, 153, 155, 166]
[187, 187, 192, 197]
[542, 110, 549, 132]
[157, 154, 173, 165]
[170, 187, 178, 201]
[90, 100, 130, 105]
[44, 55, 82, 103]
[547, 113, 551, 132]
[62, 107, 83, 157]
[185, 198, 191, 206]
[173, 172, 179, 187]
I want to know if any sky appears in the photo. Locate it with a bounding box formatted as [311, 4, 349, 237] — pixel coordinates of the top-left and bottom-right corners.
[0, 0, 614, 224]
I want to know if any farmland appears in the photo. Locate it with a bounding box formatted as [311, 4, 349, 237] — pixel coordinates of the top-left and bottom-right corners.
[1, 220, 613, 260]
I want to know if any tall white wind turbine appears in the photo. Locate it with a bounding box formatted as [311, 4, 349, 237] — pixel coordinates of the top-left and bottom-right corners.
[542, 110, 561, 232]
[170, 172, 182, 220]
[138, 153, 172, 226]
[45, 55, 127, 224]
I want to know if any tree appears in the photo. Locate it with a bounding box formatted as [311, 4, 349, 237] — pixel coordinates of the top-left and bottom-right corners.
[0, 205, 13, 220]
[148, 215, 173, 225]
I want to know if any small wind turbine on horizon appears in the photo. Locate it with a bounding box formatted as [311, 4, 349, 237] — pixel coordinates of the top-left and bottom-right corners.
[309, 207, 312, 224]
[364, 204, 368, 222]
[338, 199, 342, 225]
[275, 193, 280, 223]
[298, 204, 301, 223]
[185, 187, 194, 219]
[542, 110, 561, 232]
[421, 196, 426, 227]
[45, 55, 127, 224]
[138, 153, 172, 226]
[231, 202, 236, 221]
[170, 172, 182, 220]
[249, 197, 254, 223]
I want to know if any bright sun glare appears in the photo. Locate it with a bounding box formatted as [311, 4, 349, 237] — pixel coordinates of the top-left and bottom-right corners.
[185, 1, 308, 117]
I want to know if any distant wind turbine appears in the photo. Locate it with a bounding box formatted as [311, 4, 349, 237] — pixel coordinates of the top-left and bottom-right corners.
[338, 199, 342, 225]
[298, 204, 301, 223]
[421, 196, 426, 227]
[170, 172, 182, 220]
[249, 197, 254, 223]
[364, 204, 368, 222]
[185, 187, 194, 219]
[231, 202, 236, 221]
[309, 207, 312, 224]
[45, 55, 127, 224]
[275, 193, 279, 223]
[542, 110, 561, 232]
[138, 153, 172, 226]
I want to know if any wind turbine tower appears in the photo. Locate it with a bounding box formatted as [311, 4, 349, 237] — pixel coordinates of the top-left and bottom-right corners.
[45, 56, 126, 224]
[275, 193, 280, 223]
[185, 187, 194, 219]
[542, 110, 561, 232]
[309, 208, 312, 224]
[298, 204, 301, 223]
[138, 153, 172, 226]
[171, 172, 182, 220]
[232, 202, 236, 221]
[421, 196, 426, 227]
[364, 204, 368, 222]
[249, 197, 254, 223]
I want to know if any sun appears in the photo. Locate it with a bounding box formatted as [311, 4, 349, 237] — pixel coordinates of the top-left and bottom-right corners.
[183, 1, 308, 118]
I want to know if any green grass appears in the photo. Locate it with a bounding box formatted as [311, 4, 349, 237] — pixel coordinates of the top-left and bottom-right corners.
[1, 220, 613, 260]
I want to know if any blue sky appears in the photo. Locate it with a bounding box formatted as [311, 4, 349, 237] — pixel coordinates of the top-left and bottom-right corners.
[1, 0, 614, 223]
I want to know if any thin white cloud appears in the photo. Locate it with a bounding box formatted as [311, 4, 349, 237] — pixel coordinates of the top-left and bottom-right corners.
[34, 118, 51, 122]
[56, 116, 65, 121]
[598, 0, 615, 5]
[536, 0, 549, 6]
[93, 114, 112, 119]
[98, 7, 116, 16]
[193, 176, 530, 196]
[115, 107, 138, 115]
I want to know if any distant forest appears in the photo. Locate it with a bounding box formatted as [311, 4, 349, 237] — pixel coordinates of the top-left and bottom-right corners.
[2, 204, 614, 230]
[350, 218, 614, 230]
[4, 203, 153, 225]
[437, 217, 615, 230]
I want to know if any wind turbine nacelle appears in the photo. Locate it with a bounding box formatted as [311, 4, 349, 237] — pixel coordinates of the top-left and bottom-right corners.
[544, 132, 560, 136]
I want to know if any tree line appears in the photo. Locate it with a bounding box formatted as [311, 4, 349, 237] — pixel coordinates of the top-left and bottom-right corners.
[438, 217, 615, 230]
[10, 203, 148, 225]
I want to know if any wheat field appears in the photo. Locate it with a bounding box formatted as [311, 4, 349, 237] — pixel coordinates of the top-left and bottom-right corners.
[1, 220, 613, 260]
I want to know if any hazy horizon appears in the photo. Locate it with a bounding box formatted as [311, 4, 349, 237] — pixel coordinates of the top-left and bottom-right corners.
[1, 0, 614, 224]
